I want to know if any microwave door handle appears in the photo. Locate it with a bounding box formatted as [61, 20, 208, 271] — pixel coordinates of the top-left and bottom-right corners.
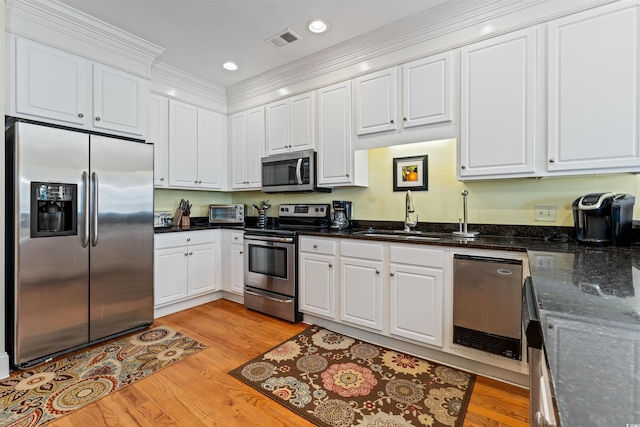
[296, 158, 303, 184]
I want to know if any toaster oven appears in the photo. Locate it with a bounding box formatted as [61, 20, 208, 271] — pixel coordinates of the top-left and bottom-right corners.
[209, 204, 245, 224]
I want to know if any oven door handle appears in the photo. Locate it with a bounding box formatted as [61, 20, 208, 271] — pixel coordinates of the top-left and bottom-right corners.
[245, 289, 294, 304]
[246, 236, 295, 243]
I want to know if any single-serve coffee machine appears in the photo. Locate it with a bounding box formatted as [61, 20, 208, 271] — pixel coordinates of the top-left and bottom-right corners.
[572, 193, 635, 246]
[331, 200, 352, 229]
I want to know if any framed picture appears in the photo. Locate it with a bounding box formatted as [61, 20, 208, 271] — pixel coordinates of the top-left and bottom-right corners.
[393, 155, 428, 191]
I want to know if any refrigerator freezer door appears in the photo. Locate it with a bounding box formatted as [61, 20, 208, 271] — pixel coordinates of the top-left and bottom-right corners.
[89, 135, 153, 341]
[13, 122, 89, 366]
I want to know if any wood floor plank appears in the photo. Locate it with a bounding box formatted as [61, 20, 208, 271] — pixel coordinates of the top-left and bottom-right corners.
[45, 299, 528, 426]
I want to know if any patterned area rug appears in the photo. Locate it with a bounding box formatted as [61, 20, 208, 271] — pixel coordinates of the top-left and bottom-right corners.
[0, 326, 206, 426]
[230, 325, 475, 427]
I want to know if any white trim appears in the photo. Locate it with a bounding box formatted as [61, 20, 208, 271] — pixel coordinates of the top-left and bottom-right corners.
[5, 0, 164, 77]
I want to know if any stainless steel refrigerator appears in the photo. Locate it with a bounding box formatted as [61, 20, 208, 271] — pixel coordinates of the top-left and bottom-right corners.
[5, 120, 154, 368]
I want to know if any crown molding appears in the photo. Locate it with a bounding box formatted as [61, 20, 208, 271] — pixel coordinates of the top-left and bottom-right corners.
[226, 0, 616, 113]
[150, 62, 227, 113]
[5, 0, 164, 77]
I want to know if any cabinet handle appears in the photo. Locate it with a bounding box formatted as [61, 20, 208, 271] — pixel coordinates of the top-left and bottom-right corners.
[403, 117, 407, 122]
[328, 263, 333, 268]
[189, 252, 193, 255]
[390, 272, 395, 277]
[187, 238, 191, 241]
[194, 180, 198, 184]
[239, 251, 243, 254]
[95, 116, 101, 121]
[160, 177, 165, 181]
[313, 244, 318, 248]
[234, 236, 239, 240]
[461, 165, 466, 170]
[549, 159, 555, 163]
[78, 113, 84, 118]
[346, 173, 350, 177]
[376, 269, 380, 274]
[390, 119, 394, 124]
[199, 180, 203, 184]
[184, 253, 188, 256]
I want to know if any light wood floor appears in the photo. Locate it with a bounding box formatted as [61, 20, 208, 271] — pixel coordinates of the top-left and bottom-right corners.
[48, 299, 529, 426]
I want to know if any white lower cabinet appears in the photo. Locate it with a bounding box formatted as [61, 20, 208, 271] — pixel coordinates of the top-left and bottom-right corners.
[299, 237, 338, 319]
[340, 241, 385, 332]
[299, 236, 444, 348]
[221, 230, 245, 295]
[154, 231, 220, 309]
[389, 245, 445, 347]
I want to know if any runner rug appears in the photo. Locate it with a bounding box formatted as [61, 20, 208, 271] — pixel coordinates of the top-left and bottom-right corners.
[229, 325, 475, 427]
[0, 325, 206, 426]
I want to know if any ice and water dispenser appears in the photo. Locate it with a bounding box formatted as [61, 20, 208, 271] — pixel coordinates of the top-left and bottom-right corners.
[30, 182, 77, 237]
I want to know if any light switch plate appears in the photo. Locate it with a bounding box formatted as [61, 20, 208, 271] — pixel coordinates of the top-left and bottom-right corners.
[534, 205, 556, 222]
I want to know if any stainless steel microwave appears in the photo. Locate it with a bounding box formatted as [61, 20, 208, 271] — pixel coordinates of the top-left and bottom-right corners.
[209, 204, 245, 224]
[261, 149, 331, 193]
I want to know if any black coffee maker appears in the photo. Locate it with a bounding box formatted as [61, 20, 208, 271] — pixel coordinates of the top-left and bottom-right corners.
[572, 193, 635, 246]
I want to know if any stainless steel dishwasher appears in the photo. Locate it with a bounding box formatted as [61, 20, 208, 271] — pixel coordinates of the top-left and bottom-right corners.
[453, 254, 523, 360]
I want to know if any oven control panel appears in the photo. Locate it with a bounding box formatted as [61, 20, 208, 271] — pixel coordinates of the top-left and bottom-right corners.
[279, 204, 330, 219]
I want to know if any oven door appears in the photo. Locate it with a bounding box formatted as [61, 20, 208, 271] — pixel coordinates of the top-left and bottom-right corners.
[244, 235, 296, 296]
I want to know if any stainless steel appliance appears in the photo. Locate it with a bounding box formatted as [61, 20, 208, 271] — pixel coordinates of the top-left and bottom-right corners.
[209, 203, 245, 224]
[244, 203, 330, 322]
[5, 119, 154, 368]
[154, 211, 173, 228]
[261, 149, 331, 193]
[453, 254, 523, 360]
[331, 200, 352, 229]
[523, 277, 559, 427]
[572, 192, 635, 246]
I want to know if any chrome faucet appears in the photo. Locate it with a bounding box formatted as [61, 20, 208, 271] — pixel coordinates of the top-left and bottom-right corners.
[404, 190, 418, 231]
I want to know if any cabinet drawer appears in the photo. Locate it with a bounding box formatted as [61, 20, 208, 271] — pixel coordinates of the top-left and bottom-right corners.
[300, 237, 336, 255]
[390, 244, 444, 267]
[341, 240, 384, 260]
[230, 230, 244, 245]
[155, 230, 217, 249]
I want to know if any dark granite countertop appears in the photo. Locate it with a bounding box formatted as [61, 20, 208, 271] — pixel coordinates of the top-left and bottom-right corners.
[154, 217, 244, 233]
[155, 218, 640, 425]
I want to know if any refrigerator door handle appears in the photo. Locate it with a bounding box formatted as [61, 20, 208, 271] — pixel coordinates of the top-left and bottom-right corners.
[91, 172, 99, 247]
[82, 171, 90, 248]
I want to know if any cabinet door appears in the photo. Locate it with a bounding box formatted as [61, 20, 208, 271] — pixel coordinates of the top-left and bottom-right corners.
[290, 91, 315, 151]
[340, 257, 384, 331]
[169, 100, 199, 188]
[355, 68, 397, 135]
[317, 81, 354, 185]
[246, 107, 266, 188]
[403, 52, 453, 128]
[389, 263, 443, 347]
[154, 247, 189, 306]
[299, 253, 336, 319]
[266, 99, 289, 155]
[188, 243, 218, 295]
[149, 94, 169, 187]
[15, 37, 91, 126]
[93, 63, 145, 135]
[197, 108, 225, 189]
[230, 244, 245, 294]
[547, 2, 640, 172]
[230, 111, 248, 189]
[459, 28, 538, 178]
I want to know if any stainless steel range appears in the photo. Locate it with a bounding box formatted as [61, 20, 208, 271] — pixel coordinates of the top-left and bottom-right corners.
[244, 203, 330, 322]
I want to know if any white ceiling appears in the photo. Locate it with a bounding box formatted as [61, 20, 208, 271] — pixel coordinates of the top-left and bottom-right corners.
[55, 0, 451, 88]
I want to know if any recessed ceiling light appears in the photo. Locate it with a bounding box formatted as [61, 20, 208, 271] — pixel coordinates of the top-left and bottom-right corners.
[308, 20, 328, 34]
[223, 62, 238, 71]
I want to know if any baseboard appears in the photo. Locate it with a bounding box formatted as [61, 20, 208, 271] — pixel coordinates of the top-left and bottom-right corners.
[0, 352, 10, 379]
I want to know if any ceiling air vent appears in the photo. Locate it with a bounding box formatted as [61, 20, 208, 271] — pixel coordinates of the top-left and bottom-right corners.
[266, 29, 301, 48]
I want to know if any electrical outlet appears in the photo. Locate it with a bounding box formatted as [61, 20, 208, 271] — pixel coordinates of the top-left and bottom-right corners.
[534, 205, 556, 222]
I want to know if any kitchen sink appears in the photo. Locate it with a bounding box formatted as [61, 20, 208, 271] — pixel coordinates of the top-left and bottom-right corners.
[351, 230, 443, 241]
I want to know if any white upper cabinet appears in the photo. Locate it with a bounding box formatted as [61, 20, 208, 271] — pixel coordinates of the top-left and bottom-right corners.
[355, 68, 398, 136]
[231, 106, 265, 190]
[546, 1, 640, 174]
[317, 81, 368, 187]
[402, 52, 453, 129]
[459, 27, 539, 179]
[354, 52, 454, 141]
[168, 100, 226, 190]
[12, 37, 146, 137]
[266, 91, 314, 156]
[148, 94, 169, 187]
